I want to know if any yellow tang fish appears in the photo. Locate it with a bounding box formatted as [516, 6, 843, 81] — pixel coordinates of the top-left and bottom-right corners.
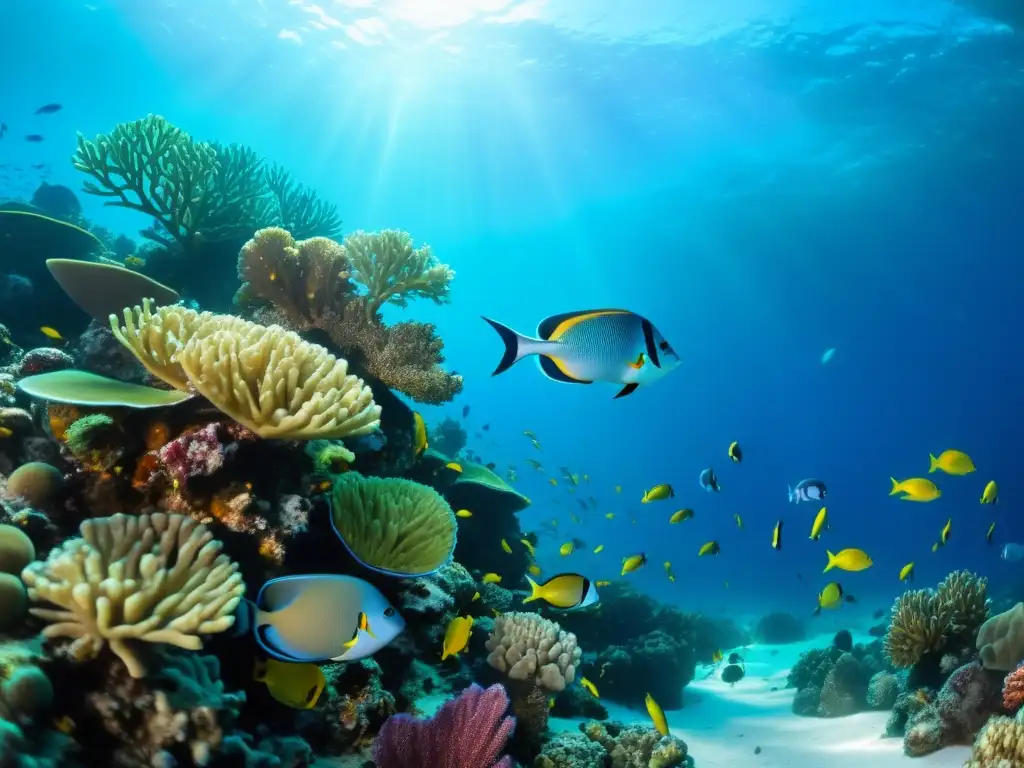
[645, 692, 669, 737]
[899, 562, 914, 582]
[981, 480, 999, 504]
[771, 520, 783, 551]
[524, 574, 600, 609]
[482, 573, 502, 584]
[441, 616, 474, 661]
[580, 677, 600, 698]
[929, 450, 975, 476]
[40, 326, 63, 341]
[621, 553, 647, 575]
[253, 658, 325, 710]
[501, 539, 513, 554]
[605, 513, 615, 520]
[698, 541, 720, 557]
[889, 477, 940, 502]
[472, 591, 481, 601]
[987, 523, 996, 545]
[520, 539, 536, 557]
[728, 441, 743, 463]
[809, 507, 828, 540]
[595, 580, 611, 587]
[669, 509, 693, 524]
[641, 484, 675, 504]
[733, 513, 744, 530]
[528, 564, 543, 577]
[570, 514, 581, 524]
[412, 412, 428, 458]
[815, 582, 844, 614]
[446, 462, 463, 473]
[593, 544, 604, 554]
[456, 509, 473, 518]
[824, 548, 872, 573]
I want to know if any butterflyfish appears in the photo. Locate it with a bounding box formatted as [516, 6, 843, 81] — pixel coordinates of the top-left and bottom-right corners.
[809, 507, 828, 540]
[501, 538, 513, 554]
[669, 509, 694, 524]
[523, 573, 600, 610]
[621, 553, 647, 575]
[412, 412, 428, 458]
[253, 658, 325, 709]
[981, 480, 999, 504]
[446, 462, 463, 473]
[929, 450, 975, 475]
[482, 309, 681, 399]
[642, 484, 675, 503]
[899, 562, 914, 582]
[814, 582, 844, 614]
[645, 692, 669, 736]
[728, 441, 743, 463]
[824, 548, 872, 573]
[698, 541, 720, 557]
[441, 616, 473, 660]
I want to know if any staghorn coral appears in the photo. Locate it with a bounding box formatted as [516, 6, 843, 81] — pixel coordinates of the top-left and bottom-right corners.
[978, 603, 1024, 672]
[372, 683, 514, 768]
[884, 589, 954, 669]
[965, 715, 1024, 766]
[21, 512, 245, 678]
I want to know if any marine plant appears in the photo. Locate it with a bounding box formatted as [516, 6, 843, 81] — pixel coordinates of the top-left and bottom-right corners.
[20, 512, 245, 678]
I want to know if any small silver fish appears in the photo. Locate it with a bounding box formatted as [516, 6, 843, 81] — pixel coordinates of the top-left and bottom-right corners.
[482, 309, 680, 399]
[789, 479, 827, 503]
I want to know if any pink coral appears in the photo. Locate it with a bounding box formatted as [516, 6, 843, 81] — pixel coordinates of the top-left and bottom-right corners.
[157, 423, 225, 484]
[372, 683, 514, 768]
[17, 347, 74, 376]
[1003, 663, 1024, 713]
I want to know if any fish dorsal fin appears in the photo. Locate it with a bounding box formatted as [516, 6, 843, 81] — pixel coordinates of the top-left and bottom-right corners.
[537, 309, 632, 341]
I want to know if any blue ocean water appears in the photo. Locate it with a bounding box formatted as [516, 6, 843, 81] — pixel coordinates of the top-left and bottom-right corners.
[3, 0, 1022, 630]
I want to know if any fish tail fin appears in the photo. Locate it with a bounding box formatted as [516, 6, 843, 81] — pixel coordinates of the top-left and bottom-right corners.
[787, 485, 793, 503]
[823, 551, 836, 573]
[482, 317, 534, 375]
[523, 575, 542, 604]
[888, 477, 901, 496]
[928, 454, 939, 473]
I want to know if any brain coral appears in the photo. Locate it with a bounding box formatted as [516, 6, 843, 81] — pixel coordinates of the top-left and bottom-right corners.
[485, 611, 581, 693]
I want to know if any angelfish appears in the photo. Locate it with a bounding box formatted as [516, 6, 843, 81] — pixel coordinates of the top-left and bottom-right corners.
[789, 478, 827, 503]
[482, 309, 680, 399]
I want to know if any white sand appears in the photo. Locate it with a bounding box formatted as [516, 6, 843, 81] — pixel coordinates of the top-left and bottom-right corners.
[550, 632, 972, 766]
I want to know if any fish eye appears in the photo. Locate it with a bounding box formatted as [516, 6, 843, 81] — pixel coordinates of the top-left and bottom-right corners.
[384, 606, 396, 618]
[659, 341, 669, 350]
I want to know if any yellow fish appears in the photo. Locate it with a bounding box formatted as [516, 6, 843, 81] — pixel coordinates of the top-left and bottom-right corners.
[669, 509, 693, 524]
[596, 580, 611, 587]
[528, 564, 543, 577]
[40, 326, 63, 341]
[929, 450, 975, 476]
[0, 427, 12, 439]
[809, 507, 828, 540]
[981, 480, 999, 504]
[605, 513, 615, 520]
[641, 484, 675, 503]
[446, 462, 463, 473]
[520, 539, 536, 557]
[899, 562, 914, 582]
[987, 523, 996, 545]
[934, 518, 951, 550]
[815, 582, 844, 613]
[524, 574, 599, 609]
[698, 541, 720, 556]
[549, 478, 558, 486]
[580, 677, 599, 698]
[548, 698, 555, 710]
[501, 539, 513, 554]
[728, 441, 743, 463]
[645, 692, 669, 737]
[733, 513, 744, 530]
[482, 573, 502, 584]
[253, 658, 325, 710]
[771, 520, 783, 551]
[412, 412, 428, 458]
[456, 509, 473, 518]
[591, 544, 605, 554]
[559, 541, 574, 556]
[124, 254, 146, 268]
[890, 477, 940, 501]
[472, 591, 481, 601]
[621, 553, 647, 575]
[824, 548, 872, 573]
[441, 616, 474, 661]
[615, 485, 622, 494]
[712, 649, 724, 663]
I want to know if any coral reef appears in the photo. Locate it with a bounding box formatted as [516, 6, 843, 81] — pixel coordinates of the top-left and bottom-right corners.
[965, 715, 1024, 766]
[787, 639, 889, 717]
[977, 602, 1024, 671]
[582, 720, 688, 768]
[430, 417, 467, 458]
[1003, 662, 1024, 713]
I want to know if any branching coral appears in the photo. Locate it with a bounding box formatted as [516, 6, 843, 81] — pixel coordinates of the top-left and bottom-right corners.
[266, 165, 343, 240]
[21, 512, 245, 678]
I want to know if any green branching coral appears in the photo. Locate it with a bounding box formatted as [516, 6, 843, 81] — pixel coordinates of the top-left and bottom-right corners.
[267, 165, 343, 241]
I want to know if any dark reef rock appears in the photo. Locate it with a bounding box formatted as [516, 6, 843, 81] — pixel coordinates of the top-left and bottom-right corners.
[788, 639, 890, 718]
[754, 612, 806, 644]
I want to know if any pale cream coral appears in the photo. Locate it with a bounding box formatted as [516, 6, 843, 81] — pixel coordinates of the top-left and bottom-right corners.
[109, 300, 206, 390]
[965, 716, 1024, 766]
[20, 513, 245, 678]
[485, 611, 581, 692]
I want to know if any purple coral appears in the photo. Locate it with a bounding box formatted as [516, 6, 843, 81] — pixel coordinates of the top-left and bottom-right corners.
[157, 423, 225, 484]
[17, 347, 74, 376]
[372, 683, 515, 768]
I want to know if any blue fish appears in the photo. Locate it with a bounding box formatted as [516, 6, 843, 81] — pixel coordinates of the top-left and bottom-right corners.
[482, 309, 680, 399]
[699, 467, 720, 492]
[789, 479, 827, 503]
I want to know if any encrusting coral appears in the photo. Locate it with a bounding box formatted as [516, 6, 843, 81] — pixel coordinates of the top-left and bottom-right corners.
[965, 715, 1024, 766]
[977, 602, 1024, 672]
[21, 512, 245, 678]
[583, 720, 688, 768]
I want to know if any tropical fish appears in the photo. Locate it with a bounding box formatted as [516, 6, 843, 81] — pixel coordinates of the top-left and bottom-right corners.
[663, 561, 676, 583]
[929, 450, 975, 476]
[581, 677, 600, 698]
[39, 326, 63, 341]
[809, 507, 828, 540]
[531, 439, 542, 450]
[243, 574, 405, 663]
[482, 309, 681, 399]
[824, 548, 872, 573]
[721, 663, 745, 684]
[814, 582, 844, 614]
[987, 523, 996, 545]
[123, 255, 146, 269]
[455, 509, 473, 518]
[933, 518, 952, 551]
[524, 574, 600, 610]
[669, 509, 693, 524]
[733, 513, 744, 530]
[441, 616, 473, 660]
[559, 541, 575, 556]
[698, 541, 720, 557]
[772, 520, 783, 551]
[520, 538, 536, 557]
[595, 580, 611, 587]
[500, 539, 513, 555]
[507, 467, 517, 482]
[482, 573, 502, 584]
[528, 564, 542, 577]
[789, 479, 827, 503]
[642, 484, 675, 503]
[446, 462, 463, 473]
[728, 441, 743, 463]
[593, 544, 604, 554]
[889, 477, 940, 502]
[621, 553, 647, 575]
[605, 513, 615, 520]
[549, 478, 558, 486]
[462, 405, 470, 418]
[899, 562, 915, 582]
[253, 658, 325, 709]
[615, 485, 622, 494]
[711, 649, 724, 664]
[645, 692, 669, 736]
[412, 412, 428, 458]
[25, 135, 44, 142]
[1002, 544, 1024, 563]
[482, 423, 490, 431]
[34, 103, 62, 114]
[0, 427, 12, 439]
[699, 467, 720, 492]
[523, 430, 535, 438]
[981, 480, 999, 504]
[472, 591, 480, 601]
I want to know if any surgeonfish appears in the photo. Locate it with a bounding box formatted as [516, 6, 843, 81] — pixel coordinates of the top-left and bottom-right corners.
[641, 484, 675, 503]
[524, 573, 600, 610]
[889, 477, 940, 502]
[987, 523, 996, 545]
[441, 616, 474, 660]
[669, 509, 694, 524]
[929, 450, 975, 475]
[482, 573, 502, 584]
[981, 480, 999, 504]
[788, 479, 827, 503]
[698, 541, 721, 557]
[253, 658, 326, 709]
[243, 574, 405, 663]
[501, 539, 513, 554]
[809, 507, 828, 540]
[899, 562, 915, 582]
[771, 520, 783, 550]
[645, 693, 669, 736]
[824, 548, 872, 573]
[580, 677, 600, 698]
[481, 309, 681, 399]
[621, 553, 647, 575]
[814, 582, 844, 614]
[699, 467, 720, 492]
[728, 441, 742, 463]
[412, 412, 428, 458]
[1002, 544, 1024, 563]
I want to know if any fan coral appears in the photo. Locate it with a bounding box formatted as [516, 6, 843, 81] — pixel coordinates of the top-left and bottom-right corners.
[965, 716, 1024, 766]
[372, 683, 514, 768]
[978, 603, 1024, 672]
[21, 512, 245, 678]
[329, 472, 457, 577]
[1003, 662, 1024, 713]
